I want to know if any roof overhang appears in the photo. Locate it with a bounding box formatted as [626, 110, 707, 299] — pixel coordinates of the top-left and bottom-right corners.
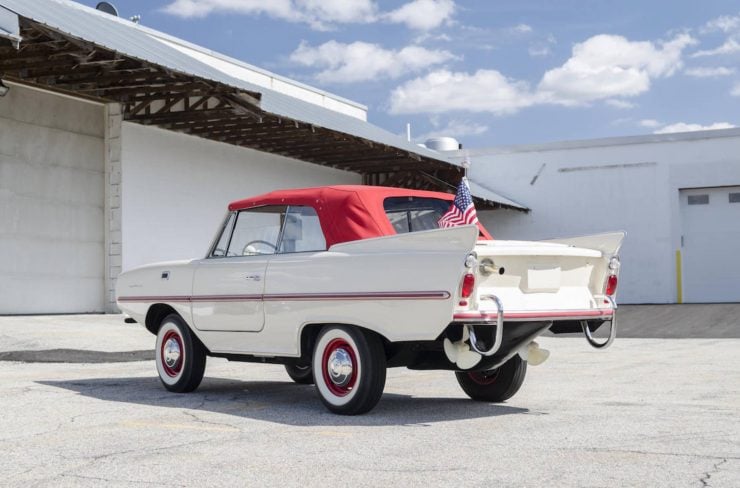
[0, 0, 526, 212]
[0, 6, 20, 48]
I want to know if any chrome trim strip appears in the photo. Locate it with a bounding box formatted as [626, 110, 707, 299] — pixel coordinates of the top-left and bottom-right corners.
[190, 295, 263, 302]
[118, 295, 191, 303]
[264, 291, 451, 301]
[118, 290, 451, 303]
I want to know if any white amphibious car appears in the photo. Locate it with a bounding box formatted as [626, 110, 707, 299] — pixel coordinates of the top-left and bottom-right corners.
[117, 186, 624, 415]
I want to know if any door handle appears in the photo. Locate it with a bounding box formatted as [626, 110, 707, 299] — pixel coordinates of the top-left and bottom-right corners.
[245, 274, 262, 281]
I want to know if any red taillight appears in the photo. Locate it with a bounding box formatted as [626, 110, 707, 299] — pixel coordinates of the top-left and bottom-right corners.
[605, 274, 618, 296]
[460, 273, 475, 298]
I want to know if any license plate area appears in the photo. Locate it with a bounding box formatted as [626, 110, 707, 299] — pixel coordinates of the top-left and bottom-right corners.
[521, 266, 561, 293]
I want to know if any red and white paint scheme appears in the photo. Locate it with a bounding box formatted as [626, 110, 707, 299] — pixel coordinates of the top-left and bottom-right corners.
[117, 185, 624, 415]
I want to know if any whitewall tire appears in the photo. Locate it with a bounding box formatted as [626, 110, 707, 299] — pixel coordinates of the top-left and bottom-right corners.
[312, 325, 386, 415]
[155, 314, 206, 393]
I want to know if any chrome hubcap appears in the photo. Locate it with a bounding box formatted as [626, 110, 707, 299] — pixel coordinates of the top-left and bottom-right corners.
[163, 337, 181, 368]
[327, 348, 353, 386]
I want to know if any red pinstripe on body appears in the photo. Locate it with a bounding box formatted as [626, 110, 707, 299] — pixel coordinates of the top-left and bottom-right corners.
[118, 291, 451, 303]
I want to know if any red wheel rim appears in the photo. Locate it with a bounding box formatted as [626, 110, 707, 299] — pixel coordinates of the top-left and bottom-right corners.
[161, 330, 184, 377]
[468, 370, 500, 385]
[321, 338, 357, 397]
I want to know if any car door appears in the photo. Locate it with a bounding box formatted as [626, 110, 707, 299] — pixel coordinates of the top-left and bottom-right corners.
[191, 206, 286, 332]
[262, 206, 330, 339]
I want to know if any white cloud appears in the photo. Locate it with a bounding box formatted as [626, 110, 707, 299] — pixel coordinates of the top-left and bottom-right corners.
[416, 119, 489, 141]
[654, 122, 735, 134]
[692, 38, 740, 57]
[385, 0, 456, 31]
[163, 0, 456, 30]
[528, 45, 550, 57]
[389, 33, 697, 116]
[512, 23, 533, 34]
[528, 34, 556, 57]
[389, 69, 535, 115]
[301, 0, 378, 24]
[163, 0, 377, 29]
[413, 32, 452, 44]
[684, 66, 735, 77]
[164, 0, 295, 19]
[538, 34, 696, 106]
[701, 13, 740, 33]
[732, 83, 740, 96]
[290, 41, 456, 83]
[605, 99, 636, 109]
[639, 119, 661, 128]
[694, 13, 740, 60]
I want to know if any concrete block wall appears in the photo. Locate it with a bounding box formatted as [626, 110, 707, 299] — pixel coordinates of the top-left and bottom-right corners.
[104, 104, 122, 312]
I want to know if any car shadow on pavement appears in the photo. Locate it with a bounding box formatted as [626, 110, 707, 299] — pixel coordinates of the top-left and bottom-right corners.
[38, 376, 533, 426]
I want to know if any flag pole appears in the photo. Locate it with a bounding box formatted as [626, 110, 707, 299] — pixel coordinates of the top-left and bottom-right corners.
[462, 150, 470, 184]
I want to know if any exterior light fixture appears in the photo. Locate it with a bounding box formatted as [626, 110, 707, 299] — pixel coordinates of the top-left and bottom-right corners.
[0, 80, 9, 97]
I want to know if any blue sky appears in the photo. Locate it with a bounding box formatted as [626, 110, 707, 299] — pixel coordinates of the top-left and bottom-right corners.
[78, 0, 740, 147]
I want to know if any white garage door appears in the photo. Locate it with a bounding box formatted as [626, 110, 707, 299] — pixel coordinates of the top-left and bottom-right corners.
[0, 84, 105, 314]
[680, 186, 740, 303]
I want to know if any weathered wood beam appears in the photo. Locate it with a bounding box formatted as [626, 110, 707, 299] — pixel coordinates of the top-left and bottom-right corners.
[341, 161, 435, 172]
[0, 39, 66, 55]
[154, 93, 191, 114]
[121, 90, 216, 103]
[381, 171, 414, 187]
[90, 81, 208, 97]
[41, 67, 158, 85]
[125, 107, 235, 124]
[0, 51, 93, 70]
[219, 93, 262, 120]
[21, 64, 149, 83]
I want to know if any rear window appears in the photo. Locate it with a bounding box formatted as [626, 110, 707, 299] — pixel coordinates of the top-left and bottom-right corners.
[383, 197, 452, 234]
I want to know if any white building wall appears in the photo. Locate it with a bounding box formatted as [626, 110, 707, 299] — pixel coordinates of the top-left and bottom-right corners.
[467, 130, 740, 304]
[0, 83, 105, 313]
[120, 123, 361, 271]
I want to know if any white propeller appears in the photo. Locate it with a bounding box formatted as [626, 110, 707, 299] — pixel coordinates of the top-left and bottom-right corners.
[443, 327, 482, 370]
[518, 341, 550, 366]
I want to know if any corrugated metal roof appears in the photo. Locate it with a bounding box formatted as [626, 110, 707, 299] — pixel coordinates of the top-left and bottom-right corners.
[467, 180, 525, 210]
[0, 0, 527, 211]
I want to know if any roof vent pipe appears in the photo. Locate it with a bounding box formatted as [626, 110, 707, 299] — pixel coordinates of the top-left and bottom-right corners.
[425, 137, 460, 152]
[96, 2, 119, 16]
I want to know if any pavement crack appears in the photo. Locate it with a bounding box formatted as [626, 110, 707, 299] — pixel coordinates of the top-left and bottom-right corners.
[562, 447, 739, 462]
[699, 458, 727, 487]
[182, 408, 240, 430]
[62, 473, 176, 486]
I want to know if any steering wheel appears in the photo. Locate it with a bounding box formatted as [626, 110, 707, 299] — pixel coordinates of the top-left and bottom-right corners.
[242, 240, 277, 255]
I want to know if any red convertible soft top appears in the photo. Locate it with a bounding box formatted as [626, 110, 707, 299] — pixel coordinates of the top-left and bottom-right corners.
[229, 185, 492, 247]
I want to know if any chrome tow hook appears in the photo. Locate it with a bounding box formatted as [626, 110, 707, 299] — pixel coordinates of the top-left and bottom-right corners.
[466, 294, 504, 357]
[581, 295, 618, 349]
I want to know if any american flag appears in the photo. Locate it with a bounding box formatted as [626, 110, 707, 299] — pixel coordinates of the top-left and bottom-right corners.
[438, 177, 479, 228]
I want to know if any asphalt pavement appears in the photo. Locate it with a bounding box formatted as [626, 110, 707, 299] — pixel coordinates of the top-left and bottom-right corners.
[0, 309, 738, 487]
